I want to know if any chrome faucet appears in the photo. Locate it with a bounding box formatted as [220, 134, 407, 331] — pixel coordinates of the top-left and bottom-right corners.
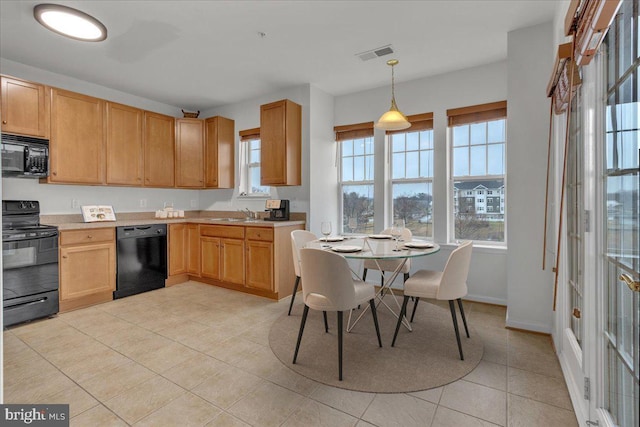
[240, 208, 258, 220]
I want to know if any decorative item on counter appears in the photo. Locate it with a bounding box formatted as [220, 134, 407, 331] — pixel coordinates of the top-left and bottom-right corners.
[81, 205, 116, 222]
[181, 109, 200, 118]
[154, 208, 185, 219]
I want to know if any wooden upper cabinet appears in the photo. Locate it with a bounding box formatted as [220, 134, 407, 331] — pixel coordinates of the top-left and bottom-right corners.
[144, 111, 175, 187]
[204, 116, 235, 188]
[175, 118, 204, 188]
[260, 99, 301, 186]
[0, 76, 49, 138]
[50, 88, 105, 184]
[106, 102, 143, 185]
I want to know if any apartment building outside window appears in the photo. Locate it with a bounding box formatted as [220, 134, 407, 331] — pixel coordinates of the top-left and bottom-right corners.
[335, 122, 375, 234]
[448, 101, 507, 243]
[388, 113, 434, 238]
[239, 128, 269, 195]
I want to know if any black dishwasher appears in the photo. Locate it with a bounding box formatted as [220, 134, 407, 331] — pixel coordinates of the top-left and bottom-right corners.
[115, 224, 167, 299]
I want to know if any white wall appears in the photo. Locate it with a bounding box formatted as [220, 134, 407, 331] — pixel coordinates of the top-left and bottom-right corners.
[506, 22, 555, 332]
[334, 61, 509, 304]
[308, 85, 338, 234]
[0, 58, 200, 214]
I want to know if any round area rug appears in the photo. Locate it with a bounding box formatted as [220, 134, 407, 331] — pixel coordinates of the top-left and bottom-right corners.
[269, 299, 483, 393]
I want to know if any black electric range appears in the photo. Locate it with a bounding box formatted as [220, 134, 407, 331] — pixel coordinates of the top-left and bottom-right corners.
[2, 200, 59, 327]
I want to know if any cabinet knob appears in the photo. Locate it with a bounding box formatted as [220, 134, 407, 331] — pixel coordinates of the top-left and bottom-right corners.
[2, 120, 7, 124]
[52, 172, 57, 176]
[62, 255, 68, 259]
[87, 235, 93, 239]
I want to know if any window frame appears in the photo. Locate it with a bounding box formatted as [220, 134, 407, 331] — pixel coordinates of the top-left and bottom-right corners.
[238, 129, 270, 197]
[387, 128, 435, 239]
[338, 135, 376, 234]
[447, 110, 508, 246]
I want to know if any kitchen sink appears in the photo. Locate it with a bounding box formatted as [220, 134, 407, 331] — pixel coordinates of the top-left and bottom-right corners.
[206, 218, 261, 223]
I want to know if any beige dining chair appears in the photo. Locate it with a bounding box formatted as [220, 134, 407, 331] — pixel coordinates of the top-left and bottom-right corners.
[362, 227, 413, 290]
[391, 240, 473, 360]
[293, 248, 382, 380]
[290, 230, 329, 332]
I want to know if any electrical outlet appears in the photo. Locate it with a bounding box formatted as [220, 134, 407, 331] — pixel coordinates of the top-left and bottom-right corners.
[72, 199, 80, 209]
[190, 199, 198, 208]
[140, 199, 147, 208]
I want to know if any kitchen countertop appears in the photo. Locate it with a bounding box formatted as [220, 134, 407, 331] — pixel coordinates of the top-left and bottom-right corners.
[41, 211, 306, 231]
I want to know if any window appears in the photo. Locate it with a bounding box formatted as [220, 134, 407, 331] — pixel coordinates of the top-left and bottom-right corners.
[448, 101, 507, 243]
[239, 128, 269, 195]
[389, 113, 434, 238]
[335, 122, 375, 234]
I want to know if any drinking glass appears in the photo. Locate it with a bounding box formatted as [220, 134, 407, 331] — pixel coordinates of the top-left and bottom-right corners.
[320, 221, 332, 243]
[390, 219, 405, 251]
[348, 217, 358, 234]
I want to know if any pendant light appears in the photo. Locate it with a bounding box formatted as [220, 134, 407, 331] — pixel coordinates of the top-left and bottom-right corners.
[375, 59, 411, 131]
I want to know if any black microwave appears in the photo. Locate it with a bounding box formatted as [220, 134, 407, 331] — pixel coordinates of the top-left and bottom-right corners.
[1, 134, 49, 178]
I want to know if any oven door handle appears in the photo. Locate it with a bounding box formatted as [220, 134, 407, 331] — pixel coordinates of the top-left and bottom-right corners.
[4, 296, 49, 310]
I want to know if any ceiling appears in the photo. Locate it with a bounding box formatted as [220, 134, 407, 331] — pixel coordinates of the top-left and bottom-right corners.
[0, 1, 559, 111]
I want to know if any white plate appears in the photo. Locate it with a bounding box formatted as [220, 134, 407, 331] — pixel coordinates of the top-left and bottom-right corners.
[368, 234, 392, 239]
[403, 241, 434, 249]
[331, 245, 362, 253]
[320, 236, 344, 242]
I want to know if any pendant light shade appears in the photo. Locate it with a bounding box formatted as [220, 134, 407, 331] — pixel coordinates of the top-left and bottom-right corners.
[376, 59, 410, 131]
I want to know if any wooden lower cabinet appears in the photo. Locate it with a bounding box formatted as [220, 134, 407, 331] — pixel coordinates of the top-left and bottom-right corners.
[200, 237, 220, 279]
[245, 240, 273, 291]
[177, 223, 303, 299]
[168, 224, 187, 276]
[221, 238, 245, 285]
[59, 228, 115, 312]
[187, 224, 200, 275]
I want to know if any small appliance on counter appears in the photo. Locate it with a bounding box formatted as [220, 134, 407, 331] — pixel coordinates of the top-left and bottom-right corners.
[265, 199, 290, 221]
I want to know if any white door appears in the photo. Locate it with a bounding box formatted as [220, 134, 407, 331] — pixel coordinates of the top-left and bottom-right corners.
[596, 2, 639, 425]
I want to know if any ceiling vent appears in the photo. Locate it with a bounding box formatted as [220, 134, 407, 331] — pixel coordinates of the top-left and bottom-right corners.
[356, 45, 395, 61]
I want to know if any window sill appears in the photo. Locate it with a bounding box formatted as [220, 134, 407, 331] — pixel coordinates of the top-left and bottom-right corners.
[236, 193, 272, 200]
[440, 242, 507, 254]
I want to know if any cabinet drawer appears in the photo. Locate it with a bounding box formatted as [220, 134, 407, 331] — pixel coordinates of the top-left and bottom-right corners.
[245, 227, 273, 242]
[60, 228, 114, 245]
[200, 225, 245, 239]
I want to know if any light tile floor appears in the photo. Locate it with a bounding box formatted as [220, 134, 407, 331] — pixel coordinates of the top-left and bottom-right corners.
[2, 281, 578, 427]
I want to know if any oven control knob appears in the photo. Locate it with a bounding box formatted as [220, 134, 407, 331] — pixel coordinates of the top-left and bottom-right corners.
[28, 202, 35, 209]
[19, 202, 26, 209]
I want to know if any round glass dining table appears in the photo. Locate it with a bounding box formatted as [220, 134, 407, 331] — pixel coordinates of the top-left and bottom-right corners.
[305, 236, 440, 332]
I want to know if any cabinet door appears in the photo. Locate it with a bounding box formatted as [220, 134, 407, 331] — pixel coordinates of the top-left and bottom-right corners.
[187, 224, 200, 275]
[175, 118, 204, 188]
[221, 238, 245, 285]
[205, 116, 235, 188]
[144, 111, 175, 187]
[60, 242, 115, 301]
[260, 101, 286, 185]
[246, 240, 274, 291]
[169, 224, 187, 275]
[0, 76, 49, 138]
[50, 89, 105, 184]
[201, 237, 221, 279]
[260, 99, 301, 186]
[106, 102, 143, 185]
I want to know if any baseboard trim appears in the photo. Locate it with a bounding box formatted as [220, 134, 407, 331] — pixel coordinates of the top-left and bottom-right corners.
[505, 316, 551, 334]
[464, 294, 507, 306]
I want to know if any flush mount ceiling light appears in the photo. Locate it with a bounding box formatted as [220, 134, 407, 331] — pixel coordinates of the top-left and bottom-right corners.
[375, 59, 410, 131]
[34, 4, 107, 42]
